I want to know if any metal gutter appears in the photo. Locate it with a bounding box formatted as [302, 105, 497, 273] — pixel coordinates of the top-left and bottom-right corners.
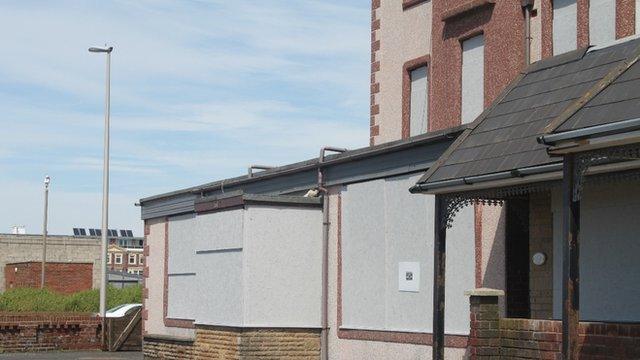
[410, 162, 563, 193]
[139, 125, 466, 204]
[538, 117, 640, 145]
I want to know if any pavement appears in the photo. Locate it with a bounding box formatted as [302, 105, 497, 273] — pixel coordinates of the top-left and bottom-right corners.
[0, 351, 142, 359]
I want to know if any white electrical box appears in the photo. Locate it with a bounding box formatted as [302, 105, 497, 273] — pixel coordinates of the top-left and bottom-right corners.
[398, 262, 420, 292]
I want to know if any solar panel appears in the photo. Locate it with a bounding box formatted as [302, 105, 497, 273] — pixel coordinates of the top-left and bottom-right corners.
[73, 228, 80, 236]
[96, 229, 102, 236]
[79, 228, 86, 236]
[89, 229, 96, 236]
[120, 230, 127, 237]
[127, 230, 134, 237]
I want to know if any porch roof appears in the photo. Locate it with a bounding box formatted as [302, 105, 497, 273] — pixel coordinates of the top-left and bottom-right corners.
[413, 37, 640, 193]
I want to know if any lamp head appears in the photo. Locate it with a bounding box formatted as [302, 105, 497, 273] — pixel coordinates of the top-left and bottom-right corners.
[88, 46, 113, 53]
[44, 175, 50, 186]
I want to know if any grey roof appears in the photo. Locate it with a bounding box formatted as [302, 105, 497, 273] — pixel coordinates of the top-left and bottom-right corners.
[416, 37, 640, 188]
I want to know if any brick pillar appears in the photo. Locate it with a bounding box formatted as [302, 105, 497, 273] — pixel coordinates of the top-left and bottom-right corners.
[467, 288, 504, 359]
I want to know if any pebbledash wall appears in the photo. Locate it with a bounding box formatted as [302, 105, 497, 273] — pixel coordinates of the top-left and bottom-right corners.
[0, 234, 102, 293]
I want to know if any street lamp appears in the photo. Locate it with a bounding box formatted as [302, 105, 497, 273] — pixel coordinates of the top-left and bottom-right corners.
[41, 175, 50, 289]
[88, 46, 113, 328]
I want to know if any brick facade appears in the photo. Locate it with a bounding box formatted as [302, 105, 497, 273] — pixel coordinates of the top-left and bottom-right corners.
[468, 292, 640, 359]
[143, 326, 320, 359]
[0, 313, 100, 353]
[528, 192, 553, 319]
[4, 262, 93, 294]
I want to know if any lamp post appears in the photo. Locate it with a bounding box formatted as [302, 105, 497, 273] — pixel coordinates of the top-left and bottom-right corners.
[41, 175, 50, 289]
[88, 46, 113, 329]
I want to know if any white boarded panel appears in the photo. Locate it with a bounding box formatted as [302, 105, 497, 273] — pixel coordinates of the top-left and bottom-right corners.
[553, 182, 640, 322]
[383, 174, 433, 332]
[589, 0, 616, 46]
[195, 251, 243, 326]
[193, 209, 243, 251]
[341, 179, 387, 329]
[410, 66, 429, 136]
[167, 274, 197, 320]
[444, 206, 475, 335]
[168, 214, 197, 274]
[242, 205, 323, 327]
[637, 0, 640, 34]
[461, 35, 485, 124]
[553, 0, 577, 55]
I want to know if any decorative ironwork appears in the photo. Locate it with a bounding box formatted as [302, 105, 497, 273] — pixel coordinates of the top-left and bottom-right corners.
[573, 143, 640, 201]
[438, 181, 557, 229]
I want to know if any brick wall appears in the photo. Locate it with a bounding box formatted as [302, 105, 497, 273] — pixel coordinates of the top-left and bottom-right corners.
[468, 292, 640, 359]
[0, 234, 102, 292]
[528, 192, 554, 319]
[0, 312, 100, 352]
[144, 325, 320, 359]
[5, 262, 93, 294]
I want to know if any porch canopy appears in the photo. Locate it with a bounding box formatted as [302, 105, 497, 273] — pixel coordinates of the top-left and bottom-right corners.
[411, 37, 640, 360]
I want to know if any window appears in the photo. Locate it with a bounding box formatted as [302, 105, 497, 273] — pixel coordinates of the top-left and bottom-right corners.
[115, 254, 123, 265]
[590, 0, 616, 46]
[107, 253, 112, 264]
[128, 254, 136, 265]
[553, 0, 577, 55]
[409, 65, 429, 136]
[461, 34, 485, 124]
[139, 255, 144, 265]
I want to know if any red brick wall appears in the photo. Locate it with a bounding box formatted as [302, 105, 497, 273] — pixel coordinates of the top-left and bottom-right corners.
[469, 295, 640, 359]
[5, 262, 93, 294]
[0, 312, 100, 352]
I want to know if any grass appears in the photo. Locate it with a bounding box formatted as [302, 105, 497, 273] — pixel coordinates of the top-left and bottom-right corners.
[0, 285, 142, 312]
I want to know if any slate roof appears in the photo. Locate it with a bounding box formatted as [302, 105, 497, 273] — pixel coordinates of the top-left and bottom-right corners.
[416, 37, 640, 187]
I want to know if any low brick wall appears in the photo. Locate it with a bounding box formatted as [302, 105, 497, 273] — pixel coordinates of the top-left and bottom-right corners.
[144, 325, 320, 359]
[469, 292, 640, 359]
[0, 312, 101, 353]
[5, 262, 93, 294]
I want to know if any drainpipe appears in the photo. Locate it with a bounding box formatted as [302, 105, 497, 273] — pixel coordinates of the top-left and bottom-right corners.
[317, 146, 347, 360]
[523, 0, 534, 66]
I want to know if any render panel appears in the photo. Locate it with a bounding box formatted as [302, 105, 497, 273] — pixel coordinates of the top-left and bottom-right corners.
[193, 209, 243, 251]
[242, 205, 323, 327]
[167, 274, 197, 320]
[195, 250, 244, 326]
[553, 182, 640, 322]
[589, 0, 616, 47]
[167, 214, 197, 275]
[553, 0, 578, 55]
[341, 179, 387, 330]
[341, 175, 475, 334]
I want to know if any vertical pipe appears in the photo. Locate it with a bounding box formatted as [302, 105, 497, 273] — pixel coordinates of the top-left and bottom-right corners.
[432, 195, 447, 360]
[320, 194, 329, 360]
[41, 178, 49, 289]
[524, 1, 532, 66]
[562, 154, 580, 360]
[100, 50, 111, 326]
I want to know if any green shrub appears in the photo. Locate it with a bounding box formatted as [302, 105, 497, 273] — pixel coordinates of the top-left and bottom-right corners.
[0, 285, 142, 312]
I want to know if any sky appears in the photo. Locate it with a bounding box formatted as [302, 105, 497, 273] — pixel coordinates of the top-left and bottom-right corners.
[0, 0, 371, 236]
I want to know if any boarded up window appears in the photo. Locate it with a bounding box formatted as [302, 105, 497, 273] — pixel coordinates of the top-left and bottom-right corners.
[409, 66, 428, 136]
[553, 0, 577, 55]
[461, 34, 485, 124]
[589, 0, 616, 46]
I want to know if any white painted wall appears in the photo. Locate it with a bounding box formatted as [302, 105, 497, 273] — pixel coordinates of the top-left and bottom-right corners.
[242, 205, 323, 327]
[552, 182, 640, 322]
[461, 35, 485, 125]
[341, 174, 475, 335]
[553, 0, 578, 55]
[589, 0, 616, 47]
[165, 204, 322, 328]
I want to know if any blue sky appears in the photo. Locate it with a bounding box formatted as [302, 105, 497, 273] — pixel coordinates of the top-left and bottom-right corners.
[0, 0, 370, 236]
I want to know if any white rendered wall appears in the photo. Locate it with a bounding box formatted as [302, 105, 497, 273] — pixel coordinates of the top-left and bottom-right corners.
[242, 205, 323, 327]
[341, 174, 475, 335]
[552, 182, 640, 322]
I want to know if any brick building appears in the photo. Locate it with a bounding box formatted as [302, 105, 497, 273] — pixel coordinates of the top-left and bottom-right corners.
[140, 1, 640, 359]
